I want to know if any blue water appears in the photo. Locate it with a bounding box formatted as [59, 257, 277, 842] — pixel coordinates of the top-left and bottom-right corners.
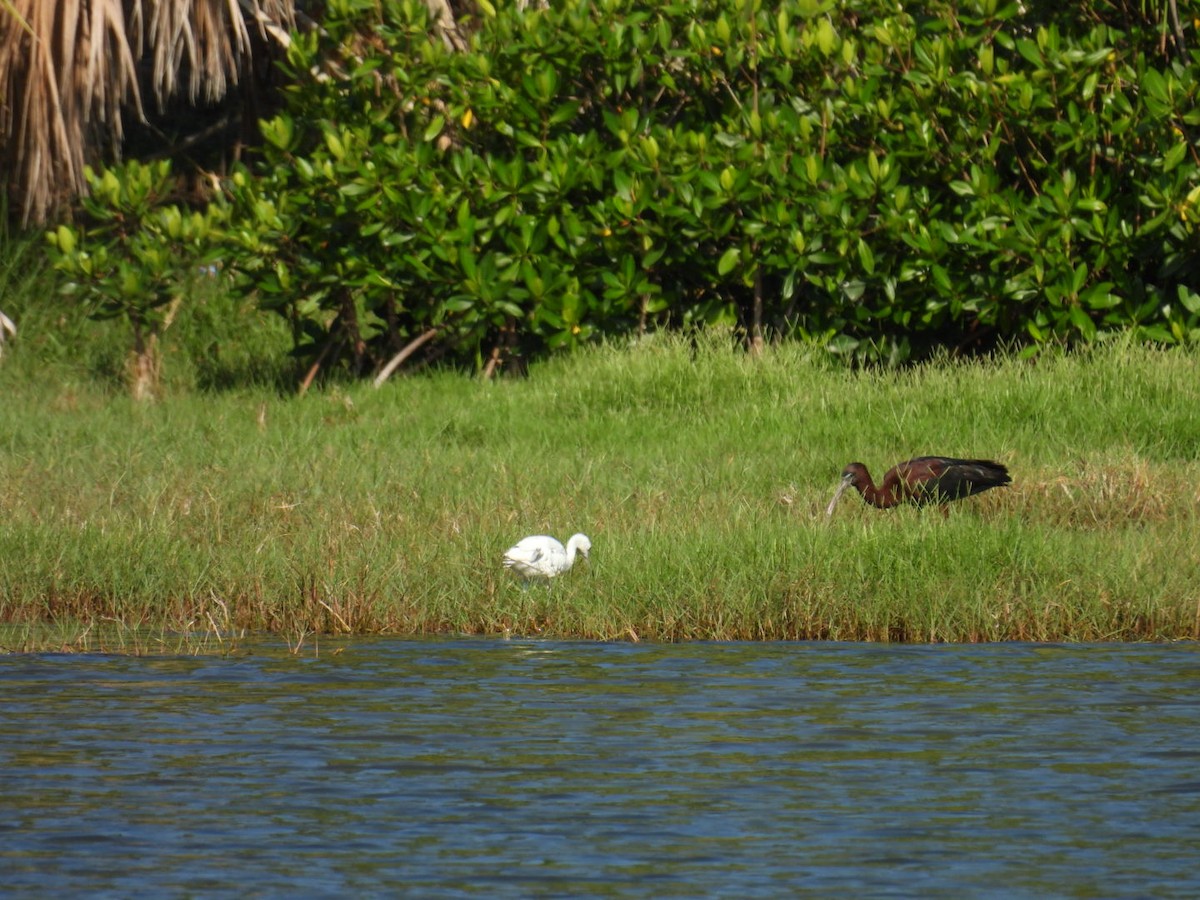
[1, 640, 1198, 897]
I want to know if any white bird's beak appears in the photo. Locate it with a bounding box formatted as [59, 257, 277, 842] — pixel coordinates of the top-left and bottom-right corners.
[825, 477, 852, 520]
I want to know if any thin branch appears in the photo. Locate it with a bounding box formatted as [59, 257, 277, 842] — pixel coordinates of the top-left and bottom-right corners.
[373, 327, 439, 388]
[1166, 0, 1187, 61]
[298, 332, 344, 396]
[145, 112, 240, 161]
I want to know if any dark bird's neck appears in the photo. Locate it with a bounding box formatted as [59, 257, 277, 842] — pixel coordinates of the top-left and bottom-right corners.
[856, 480, 901, 509]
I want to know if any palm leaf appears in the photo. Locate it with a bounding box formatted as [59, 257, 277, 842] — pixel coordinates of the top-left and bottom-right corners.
[0, 0, 296, 226]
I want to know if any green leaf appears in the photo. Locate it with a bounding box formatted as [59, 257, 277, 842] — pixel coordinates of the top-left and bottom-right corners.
[52, 225, 77, 254]
[460, 249, 477, 280]
[262, 115, 295, 151]
[1140, 68, 1167, 104]
[423, 115, 446, 143]
[1069, 306, 1096, 341]
[1016, 38, 1042, 66]
[816, 17, 836, 55]
[1178, 285, 1200, 315]
[1082, 283, 1119, 309]
[857, 239, 875, 275]
[324, 131, 346, 160]
[717, 247, 740, 276]
[1162, 141, 1187, 173]
[1071, 262, 1088, 295]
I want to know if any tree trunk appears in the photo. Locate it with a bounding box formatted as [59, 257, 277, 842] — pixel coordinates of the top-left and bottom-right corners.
[749, 269, 764, 357]
[128, 334, 161, 402]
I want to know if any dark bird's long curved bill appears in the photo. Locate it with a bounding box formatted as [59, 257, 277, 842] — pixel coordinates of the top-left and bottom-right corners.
[825, 478, 851, 519]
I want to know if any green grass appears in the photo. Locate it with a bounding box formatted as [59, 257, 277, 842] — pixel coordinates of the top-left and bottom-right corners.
[2, 311, 1200, 651]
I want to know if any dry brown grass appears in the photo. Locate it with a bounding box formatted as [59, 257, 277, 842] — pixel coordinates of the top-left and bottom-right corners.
[994, 458, 1197, 530]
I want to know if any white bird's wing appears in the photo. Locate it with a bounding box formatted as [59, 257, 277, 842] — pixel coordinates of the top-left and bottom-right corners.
[503, 535, 570, 578]
[503, 541, 544, 566]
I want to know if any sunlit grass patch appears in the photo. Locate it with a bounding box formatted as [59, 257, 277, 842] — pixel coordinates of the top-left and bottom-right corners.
[2, 335, 1200, 650]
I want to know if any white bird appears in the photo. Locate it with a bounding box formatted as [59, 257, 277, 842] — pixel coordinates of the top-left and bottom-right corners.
[502, 533, 591, 582]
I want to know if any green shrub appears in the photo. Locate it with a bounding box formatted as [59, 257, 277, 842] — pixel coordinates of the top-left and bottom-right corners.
[77, 0, 1200, 375]
[45, 161, 227, 398]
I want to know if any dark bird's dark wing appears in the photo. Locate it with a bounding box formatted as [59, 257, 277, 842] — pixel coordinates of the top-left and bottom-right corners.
[923, 459, 1011, 501]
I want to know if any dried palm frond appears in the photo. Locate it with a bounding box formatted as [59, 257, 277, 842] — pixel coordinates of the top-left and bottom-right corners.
[0, 0, 296, 226]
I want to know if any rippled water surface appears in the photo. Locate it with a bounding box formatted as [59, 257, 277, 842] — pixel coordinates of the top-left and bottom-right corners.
[2, 640, 1199, 897]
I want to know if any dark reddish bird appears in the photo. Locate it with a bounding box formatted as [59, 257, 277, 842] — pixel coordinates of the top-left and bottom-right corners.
[825, 456, 1011, 518]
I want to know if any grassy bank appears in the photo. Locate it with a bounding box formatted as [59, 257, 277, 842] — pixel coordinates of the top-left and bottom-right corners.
[2, 333, 1199, 651]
